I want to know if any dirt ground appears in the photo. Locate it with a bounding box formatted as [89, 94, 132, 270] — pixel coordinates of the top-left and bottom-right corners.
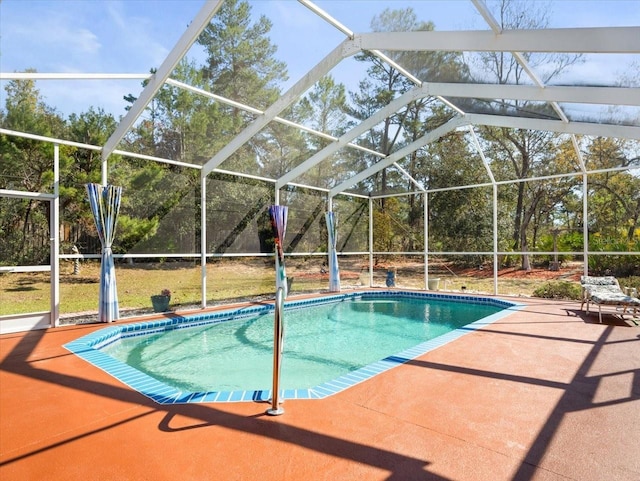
[457, 264, 583, 281]
[292, 257, 584, 283]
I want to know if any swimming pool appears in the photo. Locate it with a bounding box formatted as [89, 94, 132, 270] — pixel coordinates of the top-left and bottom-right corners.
[65, 291, 521, 404]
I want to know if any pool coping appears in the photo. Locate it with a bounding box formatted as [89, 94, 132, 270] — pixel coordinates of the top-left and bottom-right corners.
[64, 291, 524, 404]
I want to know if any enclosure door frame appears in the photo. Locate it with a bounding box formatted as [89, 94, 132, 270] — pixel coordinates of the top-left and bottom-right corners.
[0, 145, 59, 334]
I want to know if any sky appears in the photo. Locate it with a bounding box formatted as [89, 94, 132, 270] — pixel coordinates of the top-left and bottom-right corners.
[0, 0, 638, 121]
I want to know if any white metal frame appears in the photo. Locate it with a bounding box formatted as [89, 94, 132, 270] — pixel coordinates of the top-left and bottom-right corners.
[0, 147, 60, 333]
[1, 0, 639, 329]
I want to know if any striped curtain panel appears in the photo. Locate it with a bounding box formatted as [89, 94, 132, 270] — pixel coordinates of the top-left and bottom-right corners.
[268, 205, 288, 298]
[325, 211, 341, 292]
[86, 183, 122, 322]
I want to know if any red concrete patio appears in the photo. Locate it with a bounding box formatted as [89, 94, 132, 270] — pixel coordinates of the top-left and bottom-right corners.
[1, 297, 639, 481]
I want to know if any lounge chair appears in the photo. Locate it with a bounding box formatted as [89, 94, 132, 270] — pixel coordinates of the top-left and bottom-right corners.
[580, 276, 640, 323]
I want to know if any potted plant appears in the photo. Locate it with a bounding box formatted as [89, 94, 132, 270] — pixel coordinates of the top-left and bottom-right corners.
[151, 288, 171, 312]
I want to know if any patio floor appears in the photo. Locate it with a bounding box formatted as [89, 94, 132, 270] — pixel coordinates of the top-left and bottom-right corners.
[1, 296, 639, 481]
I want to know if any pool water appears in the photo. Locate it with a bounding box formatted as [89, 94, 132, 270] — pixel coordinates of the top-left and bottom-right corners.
[101, 295, 504, 392]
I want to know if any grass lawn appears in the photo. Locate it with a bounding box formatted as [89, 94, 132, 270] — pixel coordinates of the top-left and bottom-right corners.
[1, 257, 582, 318]
[0, 259, 330, 316]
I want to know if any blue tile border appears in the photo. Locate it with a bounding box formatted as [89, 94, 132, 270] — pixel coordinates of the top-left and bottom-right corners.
[64, 290, 523, 405]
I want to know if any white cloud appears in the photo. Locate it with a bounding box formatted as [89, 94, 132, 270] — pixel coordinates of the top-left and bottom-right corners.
[104, 1, 169, 67]
[2, 8, 102, 70]
[55, 26, 101, 55]
[104, 1, 128, 30]
[3, 0, 636, 119]
[553, 54, 639, 87]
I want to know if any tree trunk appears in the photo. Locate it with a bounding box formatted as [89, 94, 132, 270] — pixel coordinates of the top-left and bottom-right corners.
[520, 228, 531, 271]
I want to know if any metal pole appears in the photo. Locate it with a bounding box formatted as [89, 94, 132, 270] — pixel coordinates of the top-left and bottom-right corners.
[583, 173, 588, 276]
[423, 192, 428, 290]
[267, 286, 285, 416]
[368, 197, 374, 287]
[101, 154, 107, 186]
[201, 176, 207, 308]
[493, 184, 498, 295]
[327, 195, 333, 291]
[51, 144, 60, 327]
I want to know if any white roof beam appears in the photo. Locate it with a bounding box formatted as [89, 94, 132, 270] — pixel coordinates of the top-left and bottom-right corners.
[0, 127, 201, 169]
[356, 27, 640, 54]
[437, 96, 466, 115]
[166, 78, 264, 115]
[298, 0, 421, 89]
[370, 49, 422, 86]
[275, 85, 429, 189]
[12, 72, 635, 107]
[471, 0, 502, 32]
[303, 2, 470, 137]
[201, 38, 360, 177]
[571, 135, 587, 173]
[101, 0, 223, 161]
[300, 2, 469, 132]
[0, 72, 151, 80]
[330, 116, 468, 197]
[297, 0, 354, 38]
[513, 51, 568, 121]
[471, 2, 570, 123]
[466, 114, 640, 140]
[0, 127, 101, 151]
[393, 162, 426, 191]
[424, 83, 640, 106]
[0, 189, 56, 200]
[166, 78, 384, 159]
[511, 52, 546, 90]
[467, 126, 496, 184]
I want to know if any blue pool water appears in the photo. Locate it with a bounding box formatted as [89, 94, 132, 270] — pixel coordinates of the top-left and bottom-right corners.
[65, 291, 521, 404]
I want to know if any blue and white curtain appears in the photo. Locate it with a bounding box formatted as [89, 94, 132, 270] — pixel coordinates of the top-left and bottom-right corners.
[269, 205, 288, 298]
[86, 183, 122, 322]
[325, 211, 341, 292]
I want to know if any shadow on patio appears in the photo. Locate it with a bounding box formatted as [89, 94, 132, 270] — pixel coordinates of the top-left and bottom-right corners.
[1, 298, 639, 480]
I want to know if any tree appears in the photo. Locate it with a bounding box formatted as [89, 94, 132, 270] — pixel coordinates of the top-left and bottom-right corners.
[196, 0, 291, 254]
[426, 130, 495, 260]
[349, 8, 469, 193]
[0, 75, 65, 264]
[585, 137, 640, 241]
[1, 76, 66, 192]
[474, 0, 583, 270]
[291, 75, 349, 189]
[347, 7, 470, 253]
[60, 107, 118, 251]
[118, 0, 292, 256]
[197, 0, 288, 176]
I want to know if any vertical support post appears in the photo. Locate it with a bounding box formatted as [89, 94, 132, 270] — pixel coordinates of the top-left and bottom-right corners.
[493, 184, 499, 295]
[368, 197, 374, 287]
[101, 155, 108, 186]
[266, 286, 285, 416]
[51, 144, 60, 327]
[201, 176, 207, 309]
[423, 191, 428, 290]
[583, 173, 588, 277]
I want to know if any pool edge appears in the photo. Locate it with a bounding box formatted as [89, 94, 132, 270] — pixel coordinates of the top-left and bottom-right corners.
[63, 291, 524, 405]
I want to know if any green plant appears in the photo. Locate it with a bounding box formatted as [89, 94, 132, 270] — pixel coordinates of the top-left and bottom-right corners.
[618, 276, 640, 292]
[532, 281, 582, 300]
[588, 234, 640, 277]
